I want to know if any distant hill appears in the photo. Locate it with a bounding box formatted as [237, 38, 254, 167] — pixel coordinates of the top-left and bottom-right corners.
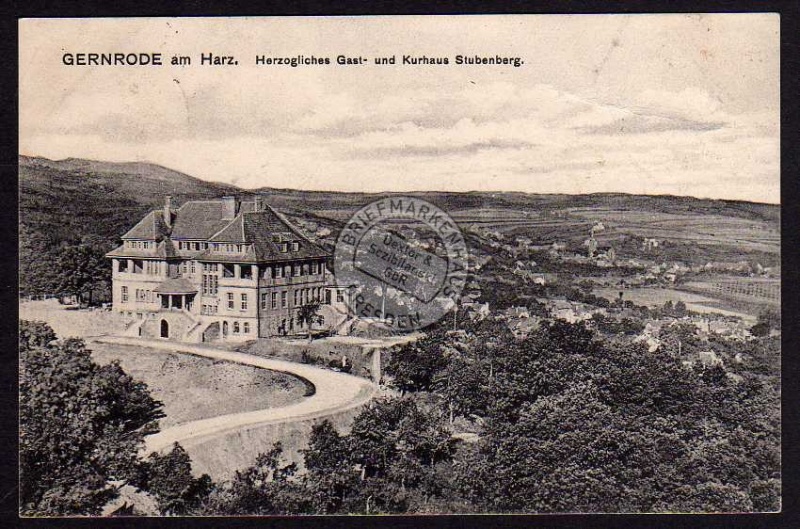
[19, 154, 780, 296]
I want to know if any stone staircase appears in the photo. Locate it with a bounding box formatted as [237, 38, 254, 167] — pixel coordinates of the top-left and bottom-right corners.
[123, 318, 146, 337]
[184, 318, 209, 343]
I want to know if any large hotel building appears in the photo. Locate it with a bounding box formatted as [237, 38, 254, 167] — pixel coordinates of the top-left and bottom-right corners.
[106, 195, 347, 342]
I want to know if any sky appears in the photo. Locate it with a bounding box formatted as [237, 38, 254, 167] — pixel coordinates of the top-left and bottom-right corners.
[19, 15, 779, 203]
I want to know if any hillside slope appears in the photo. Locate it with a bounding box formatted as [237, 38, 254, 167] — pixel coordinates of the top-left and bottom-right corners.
[19, 155, 780, 296]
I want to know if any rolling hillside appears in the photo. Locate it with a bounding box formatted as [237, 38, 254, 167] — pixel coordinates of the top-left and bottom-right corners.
[19, 154, 781, 296]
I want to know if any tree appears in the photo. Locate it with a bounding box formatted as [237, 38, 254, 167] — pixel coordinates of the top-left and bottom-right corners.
[206, 442, 309, 515]
[344, 397, 456, 513]
[19, 320, 56, 351]
[19, 224, 60, 298]
[385, 334, 448, 393]
[20, 321, 165, 515]
[140, 443, 213, 515]
[296, 302, 323, 340]
[454, 319, 780, 513]
[751, 308, 780, 336]
[55, 243, 110, 305]
[302, 420, 360, 514]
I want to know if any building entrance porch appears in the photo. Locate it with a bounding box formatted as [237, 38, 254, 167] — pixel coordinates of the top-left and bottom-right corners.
[159, 293, 195, 311]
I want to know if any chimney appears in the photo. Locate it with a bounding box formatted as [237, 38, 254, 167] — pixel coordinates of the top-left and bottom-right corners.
[254, 195, 262, 212]
[222, 195, 239, 219]
[164, 196, 172, 228]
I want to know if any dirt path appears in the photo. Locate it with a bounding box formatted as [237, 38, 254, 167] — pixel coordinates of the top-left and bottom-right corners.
[90, 336, 377, 455]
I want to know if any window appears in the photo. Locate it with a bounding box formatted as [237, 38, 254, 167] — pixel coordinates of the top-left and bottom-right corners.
[293, 264, 301, 277]
[261, 292, 267, 310]
[292, 241, 300, 251]
[118, 259, 129, 273]
[227, 292, 234, 309]
[243, 322, 250, 334]
[281, 291, 288, 308]
[241, 265, 252, 280]
[181, 262, 188, 274]
[302, 263, 309, 276]
[121, 286, 128, 303]
[241, 293, 248, 311]
[204, 275, 211, 295]
[190, 261, 196, 274]
[280, 242, 288, 253]
[223, 264, 235, 278]
[294, 290, 299, 306]
[233, 321, 240, 334]
[275, 266, 284, 278]
[272, 292, 277, 309]
[336, 290, 344, 303]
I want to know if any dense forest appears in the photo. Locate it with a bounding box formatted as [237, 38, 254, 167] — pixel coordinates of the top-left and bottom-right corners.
[21, 311, 780, 515]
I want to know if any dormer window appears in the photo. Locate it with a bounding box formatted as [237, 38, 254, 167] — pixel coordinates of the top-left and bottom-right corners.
[291, 241, 300, 252]
[280, 242, 289, 253]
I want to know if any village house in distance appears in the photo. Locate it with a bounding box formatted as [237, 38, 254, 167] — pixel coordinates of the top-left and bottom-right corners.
[106, 195, 347, 342]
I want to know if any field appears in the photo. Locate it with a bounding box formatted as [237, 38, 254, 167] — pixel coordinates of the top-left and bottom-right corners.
[91, 342, 309, 429]
[19, 299, 128, 339]
[20, 299, 310, 430]
[593, 286, 757, 323]
[568, 208, 780, 254]
[682, 277, 780, 306]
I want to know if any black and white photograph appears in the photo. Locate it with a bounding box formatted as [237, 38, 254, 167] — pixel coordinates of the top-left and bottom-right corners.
[18, 15, 781, 516]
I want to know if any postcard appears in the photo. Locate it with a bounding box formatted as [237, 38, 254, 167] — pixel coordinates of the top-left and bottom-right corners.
[18, 15, 780, 516]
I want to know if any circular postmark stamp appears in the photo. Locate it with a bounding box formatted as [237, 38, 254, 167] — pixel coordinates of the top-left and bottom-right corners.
[333, 197, 469, 332]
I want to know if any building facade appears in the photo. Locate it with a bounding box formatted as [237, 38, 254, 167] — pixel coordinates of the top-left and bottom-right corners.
[107, 195, 348, 342]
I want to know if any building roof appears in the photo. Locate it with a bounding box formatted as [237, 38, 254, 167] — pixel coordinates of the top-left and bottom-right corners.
[169, 200, 257, 240]
[106, 238, 178, 259]
[154, 277, 197, 295]
[110, 197, 330, 264]
[121, 210, 170, 241]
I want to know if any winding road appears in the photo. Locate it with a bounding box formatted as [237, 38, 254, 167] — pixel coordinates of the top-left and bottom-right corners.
[90, 337, 377, 455]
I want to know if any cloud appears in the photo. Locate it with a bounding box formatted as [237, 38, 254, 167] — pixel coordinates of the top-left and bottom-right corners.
[20, 80, 778, 203]
[583, 114, 725, 135]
